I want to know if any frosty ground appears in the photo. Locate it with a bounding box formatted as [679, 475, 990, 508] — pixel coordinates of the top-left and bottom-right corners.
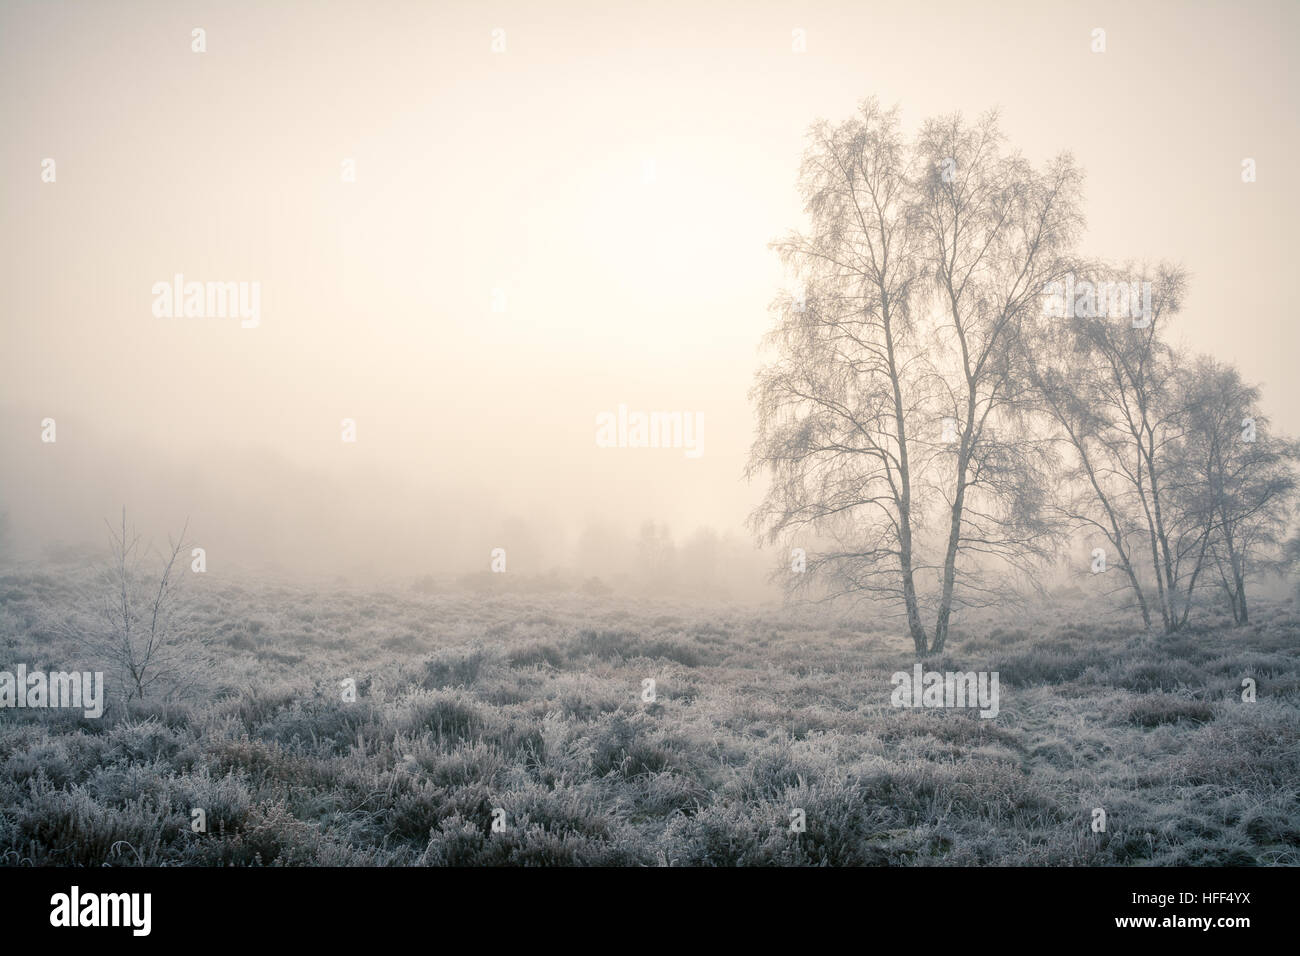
[1, 571, 1297, 866]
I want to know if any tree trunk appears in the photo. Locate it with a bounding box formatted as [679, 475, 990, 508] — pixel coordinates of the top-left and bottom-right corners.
[885, 307, 928, 657]
[1232, 550, 1248, 625]
[1074, 428, 1151, 628]
[932, 457, 967, 656]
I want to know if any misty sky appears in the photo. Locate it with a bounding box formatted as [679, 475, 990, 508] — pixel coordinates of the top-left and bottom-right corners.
[2, 0, 1296, 579]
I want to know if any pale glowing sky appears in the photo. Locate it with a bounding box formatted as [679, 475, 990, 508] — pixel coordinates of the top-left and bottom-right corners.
[2, 0, 1296, 577]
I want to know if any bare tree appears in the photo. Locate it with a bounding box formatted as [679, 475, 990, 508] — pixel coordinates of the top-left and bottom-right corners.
[61, 509, 208, 704]
[1027, 313, 1154, 626]
[1032, 263, 1289, 632]
[1056, 264, 1205, 631]
[749, 102, 1081, 656]
[748, 100, 935, 654]
[1178, 359, 1299, 624]
[912, 110, 1083, 653]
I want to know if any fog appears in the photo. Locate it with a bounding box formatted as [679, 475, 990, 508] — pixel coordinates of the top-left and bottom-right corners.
[2, 0, 1297, 591]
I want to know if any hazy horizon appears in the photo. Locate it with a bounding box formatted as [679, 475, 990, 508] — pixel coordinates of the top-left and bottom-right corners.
[4, 0, 1297, 583]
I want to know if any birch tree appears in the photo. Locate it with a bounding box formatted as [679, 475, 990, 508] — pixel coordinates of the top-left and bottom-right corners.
[912, 111, 1083, 652]
[750, 103, 1082, 656]
[748, 100, 934, 654]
